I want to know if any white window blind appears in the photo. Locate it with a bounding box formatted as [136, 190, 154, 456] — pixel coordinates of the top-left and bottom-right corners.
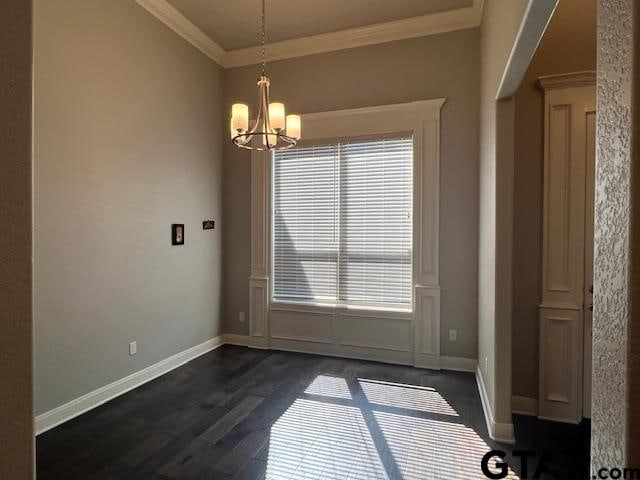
[273, 144, 339, 303]
[273, 135, 413, 309]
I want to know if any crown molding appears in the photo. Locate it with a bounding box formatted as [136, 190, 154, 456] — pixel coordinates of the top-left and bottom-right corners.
[537, 71, 597, 91]
[135, 0, 225, 65]
[136, 0, 483, 69]
[301, 98, 447, 123]
[224, 0, 483, 68]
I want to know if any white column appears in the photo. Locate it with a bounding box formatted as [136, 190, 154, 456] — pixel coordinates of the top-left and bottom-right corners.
[249, 150, 271, 349]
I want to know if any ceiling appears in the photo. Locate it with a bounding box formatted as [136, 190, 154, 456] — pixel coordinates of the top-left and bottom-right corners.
[165, 0, 474, 51]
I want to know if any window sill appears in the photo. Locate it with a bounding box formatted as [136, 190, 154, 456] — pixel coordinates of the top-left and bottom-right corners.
[270, 299, 413, 319]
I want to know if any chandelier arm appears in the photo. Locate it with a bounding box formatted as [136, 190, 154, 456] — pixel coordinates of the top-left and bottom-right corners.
[263, 79, 272, 148]
[256, 76, 272, 148]
[232, 131, 297, 151]
[246, 117, 261, 135]
[244, 80, 268, 138]
[233, 131, 295, 142]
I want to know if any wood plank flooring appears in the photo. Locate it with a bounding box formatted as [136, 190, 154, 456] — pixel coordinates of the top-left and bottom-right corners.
[36, 346, 589, 479]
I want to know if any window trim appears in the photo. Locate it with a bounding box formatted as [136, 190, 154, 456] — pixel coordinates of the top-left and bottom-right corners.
[248, 99, 445, 369]
[271, 134, 414, 311]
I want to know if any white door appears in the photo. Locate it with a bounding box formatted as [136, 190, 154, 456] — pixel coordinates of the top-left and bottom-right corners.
[537, 72, 596, 424]
[582, 111, 596, 419]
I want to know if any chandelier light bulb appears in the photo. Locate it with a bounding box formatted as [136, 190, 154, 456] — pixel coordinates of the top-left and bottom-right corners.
[231, 103, 249, 132]
[269, 103, 286, 131]
[286, 115, 301, 140]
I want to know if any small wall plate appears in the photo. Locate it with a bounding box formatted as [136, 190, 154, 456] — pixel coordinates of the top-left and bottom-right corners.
[172, 224, 184, 245]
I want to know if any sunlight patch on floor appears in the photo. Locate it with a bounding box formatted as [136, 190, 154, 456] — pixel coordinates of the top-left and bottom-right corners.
[358, 378, 459, 416]
[304, 375, 353, 400]
[374, 410, 520, 480]
[266, 375, 517, 479]
[266, 398, 388, 480]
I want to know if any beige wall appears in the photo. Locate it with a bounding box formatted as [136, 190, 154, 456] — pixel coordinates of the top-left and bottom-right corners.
[222, 30, 480, 359]
[512, 0, 596, 399]
[0, 1, 34, 477]
[34, 0, 224, 414]
[477, 0, 529, 424]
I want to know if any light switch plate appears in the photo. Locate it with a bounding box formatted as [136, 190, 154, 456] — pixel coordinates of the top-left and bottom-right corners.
[129, 341, 137, 356]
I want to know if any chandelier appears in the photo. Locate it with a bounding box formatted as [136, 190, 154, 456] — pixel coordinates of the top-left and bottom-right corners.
[230, 0, 301, 151]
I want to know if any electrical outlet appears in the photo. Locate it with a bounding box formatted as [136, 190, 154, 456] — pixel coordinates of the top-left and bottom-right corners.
[484, 356, 488, 373]
[129, 341, 137, 356]
[449, 330, 457, 341]
[239, 312, 245, 323]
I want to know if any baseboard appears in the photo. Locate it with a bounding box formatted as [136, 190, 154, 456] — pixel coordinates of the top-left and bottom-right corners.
[268, 338, 414, 366]
[222, 333, 250, 346]
[512, 395, 538, 416]
[475, 366, 494, 437]
[35, 335, 225, 435]
[224, 335, 477, 372]
[475, 367, 515, 444]
[440, 355, 477, 373]
[492, 420, 516, 444]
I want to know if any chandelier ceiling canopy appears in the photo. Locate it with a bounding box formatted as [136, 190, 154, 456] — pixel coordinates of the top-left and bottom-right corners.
[230, 0, 301, 151]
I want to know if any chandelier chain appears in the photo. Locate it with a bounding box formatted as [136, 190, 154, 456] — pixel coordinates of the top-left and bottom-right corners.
[261, 0, 266, 75]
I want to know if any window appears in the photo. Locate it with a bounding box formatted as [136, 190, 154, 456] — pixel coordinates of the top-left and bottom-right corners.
[272, 135, 413, 309]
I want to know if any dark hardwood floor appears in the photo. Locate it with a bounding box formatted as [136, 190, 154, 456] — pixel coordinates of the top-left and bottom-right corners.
[37, 346, 589, 479]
